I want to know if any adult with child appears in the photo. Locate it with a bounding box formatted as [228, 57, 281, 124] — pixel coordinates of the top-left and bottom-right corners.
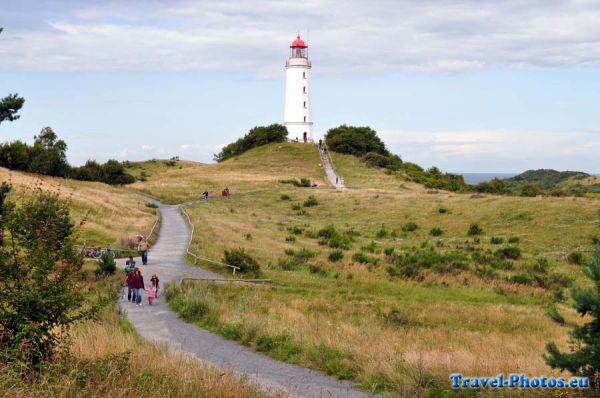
[138, 236, 149, 265]
[124, 266, 135, 302]
[130, 267, 145, 306]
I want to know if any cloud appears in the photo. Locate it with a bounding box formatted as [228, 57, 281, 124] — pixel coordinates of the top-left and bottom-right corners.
[379, 129, 600, 173]
[2, 0, 600, 75]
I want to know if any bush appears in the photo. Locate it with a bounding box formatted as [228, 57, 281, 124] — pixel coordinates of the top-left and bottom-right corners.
[303, 195, 319, 207]
[467, 223, 483, 236]
[223, 248, 260, 274]
[567, 251, 584, 265]
[352, 252, 378, 265]
[375, 224, 388, 238]
[429, 227, 443, 237]
[96, 253, 117, 276]
[280, 194, 291, 201]
[362, 152, 391, 168]
[280, 178, 311, 188]
[508, 236, 521, 244]
[438, 207, 450, 214]
[495, 246, 522, 260]
[285, 235, 296, 242]
[287, 225, 304, 235]
[325, 125, 389, 157]
[383, 247, 395, 257]
[214, 124, 288, 162]
[490, 236, 504, 245]
[328, 250, 344, 262]
[533, 257, 550, 274]
[0, 188, 89, 368]
[520, 184, 541, 197]
[401, 222, 418, 232]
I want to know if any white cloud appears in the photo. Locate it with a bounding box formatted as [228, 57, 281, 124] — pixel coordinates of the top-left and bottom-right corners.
[2, 0, 600, 75]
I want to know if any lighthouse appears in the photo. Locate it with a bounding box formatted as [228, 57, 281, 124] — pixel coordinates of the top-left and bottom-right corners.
[284, 35, 313, 142]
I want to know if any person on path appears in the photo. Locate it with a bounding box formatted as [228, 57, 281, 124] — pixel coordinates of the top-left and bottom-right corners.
[335, 176, 338, 185]
[150, 273, 160, 298]
[124, 256, 136, 274]
[145, 285, 157, 305]
[225, 187, 230, 197]
[131, 267, 145, 306]
[202, 191, 209, 200]
[138, 236, 149, 265]
[124, 268, 135, 302]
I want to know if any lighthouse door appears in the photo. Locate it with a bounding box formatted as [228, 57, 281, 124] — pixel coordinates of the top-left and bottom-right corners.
[303, 132, 307, 142]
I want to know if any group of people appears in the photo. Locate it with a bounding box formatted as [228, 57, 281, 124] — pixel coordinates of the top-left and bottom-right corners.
[124, 257, 159, 306]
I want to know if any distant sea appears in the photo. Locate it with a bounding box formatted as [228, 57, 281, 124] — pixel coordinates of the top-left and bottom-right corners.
[460, 173, 518, 185]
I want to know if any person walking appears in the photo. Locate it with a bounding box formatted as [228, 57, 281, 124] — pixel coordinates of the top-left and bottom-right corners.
[138, 236, 149, 265]
[145, 285, 157, 305]
[150, 273, 160, 298]
[124, 267, 135, 302]
[131, 267, 145, 306]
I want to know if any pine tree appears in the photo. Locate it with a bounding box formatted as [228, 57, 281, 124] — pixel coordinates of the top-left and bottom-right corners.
[545, 247, 600, 390]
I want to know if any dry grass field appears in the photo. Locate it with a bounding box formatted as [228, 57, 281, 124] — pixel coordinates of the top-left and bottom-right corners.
[134, 143, 600, 395]
[0, 167, 156, 249]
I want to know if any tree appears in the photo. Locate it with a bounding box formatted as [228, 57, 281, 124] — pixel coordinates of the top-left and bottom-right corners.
[0, 29, 25, 125]
[545, 248, 600, 389]
[28, 127, 70, 177]
[324, 125, 389, 157]
[0, 189, 90, 368]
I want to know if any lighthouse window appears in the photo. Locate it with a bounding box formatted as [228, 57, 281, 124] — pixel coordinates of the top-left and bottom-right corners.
[303, 101, 306, 108]
[304, 116, 307, 122]
[303, 86, 306, 93]
[303, 72, 306, 79]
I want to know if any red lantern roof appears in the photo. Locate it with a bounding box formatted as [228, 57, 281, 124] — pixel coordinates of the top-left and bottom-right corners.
[290, 35, 307, 48]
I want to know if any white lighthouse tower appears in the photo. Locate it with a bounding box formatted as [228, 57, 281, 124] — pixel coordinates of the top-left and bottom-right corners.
[284, 35, 313, 142]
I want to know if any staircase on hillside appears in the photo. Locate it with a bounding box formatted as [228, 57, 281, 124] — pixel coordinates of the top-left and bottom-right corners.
[319, 143, 345, 189]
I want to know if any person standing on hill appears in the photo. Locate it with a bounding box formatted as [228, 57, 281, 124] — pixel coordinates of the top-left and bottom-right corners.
[138, 236, 149, 265]
[131, 267, 145, 306]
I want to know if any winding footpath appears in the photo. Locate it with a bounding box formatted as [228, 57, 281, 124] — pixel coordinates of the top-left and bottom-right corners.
[319, 147, 345, 189]
[118, 199, 371, 398]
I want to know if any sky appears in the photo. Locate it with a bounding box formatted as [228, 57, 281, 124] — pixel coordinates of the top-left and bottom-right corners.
[0, 0, 599, 173]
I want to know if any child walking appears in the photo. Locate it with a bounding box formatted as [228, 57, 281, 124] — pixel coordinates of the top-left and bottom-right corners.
[150, 273, 160, 298]
[145, 285, 157, 305]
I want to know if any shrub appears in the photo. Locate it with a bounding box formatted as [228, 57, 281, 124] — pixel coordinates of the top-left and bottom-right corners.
[362, 152, 391, 168]
[291, 203, 302, 211]
[287, 225, 304, 235]
[96, 253, 117, 276]
[223, 248, 260, 274]
[352, 252, 378, 265]
[429, 227, 443, 237]
[309, 265, 328, 276]
[546, 304, 565, 325]
[280, 194, 291, 201]
[280, 178, 311, 188]
[520, 184, 541, 197]
[490, 236, 504, 245]
[533, 257, 550, 274]
[567, 251, 583, 265]
[285, 235, 296, 242]
[375, 224, 388, 238]
[0, 188, 89, 368]
[508, 236, 521, 244]
[360, 241, 377, 253]
[303, 195, 319, 207]
[214, 124, 288, 162]
[438, 207, 450, 214]
[495, 246, 522, 260]
[325, 125, 389, 157]
[401, 222, 418, 232]
[383, 247, 395, 257]
[328, 250, 344, 262]
[467, 223, 483, 236]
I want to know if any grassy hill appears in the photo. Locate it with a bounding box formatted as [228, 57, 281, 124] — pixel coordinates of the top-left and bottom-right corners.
[128, 142, 326, 203]
[136, 142, 600, 396]
[504, 169, 600, 196]
[0, 167, 156, 248]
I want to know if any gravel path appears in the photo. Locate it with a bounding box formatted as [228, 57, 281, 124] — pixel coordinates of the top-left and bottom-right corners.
[118, 199, 371, 398]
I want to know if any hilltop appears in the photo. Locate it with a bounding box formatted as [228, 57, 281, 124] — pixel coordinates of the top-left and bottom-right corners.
[504, 169, 600, 196]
